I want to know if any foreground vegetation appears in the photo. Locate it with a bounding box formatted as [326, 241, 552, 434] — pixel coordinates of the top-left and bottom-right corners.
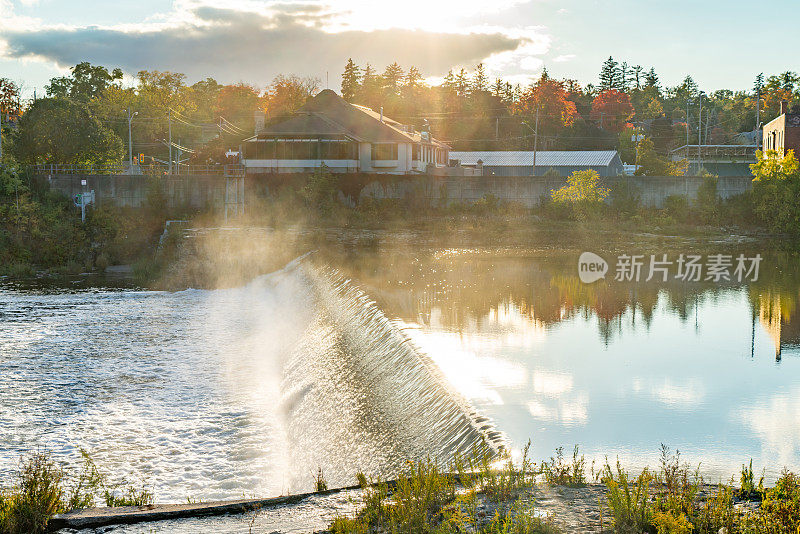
[0, 451, 153, 534]
[3, 444, 800, 533]
[329, 444, 800, 534]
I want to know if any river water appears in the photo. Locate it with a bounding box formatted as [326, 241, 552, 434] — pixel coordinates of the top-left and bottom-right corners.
[1, 239, 799, 530]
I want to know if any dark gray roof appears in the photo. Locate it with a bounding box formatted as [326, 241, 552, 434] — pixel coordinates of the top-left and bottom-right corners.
[450, 150, 620, 167]
[247, 90, 447, 147]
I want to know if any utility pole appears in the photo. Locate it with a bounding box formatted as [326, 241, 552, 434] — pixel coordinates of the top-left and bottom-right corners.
[495, 117, 499, 140]
[533, 104, 540, 176]
[126, 108, 137, 169]
[168, 109, 173, 175]
[698, 92, 704, 175]
[686, 99, 690, 147]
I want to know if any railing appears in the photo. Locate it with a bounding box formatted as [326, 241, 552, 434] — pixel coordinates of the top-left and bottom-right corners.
[29, 164, 244, 176]
[669, 145, 758, 160]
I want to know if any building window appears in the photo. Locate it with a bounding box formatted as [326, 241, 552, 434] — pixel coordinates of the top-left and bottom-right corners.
[319, 140, 357, 160]
[372, 143, 398, 160]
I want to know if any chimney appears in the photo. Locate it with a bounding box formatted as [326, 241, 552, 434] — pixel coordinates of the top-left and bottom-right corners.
[380, 107, 383, 123]
[781, 101, 789, 115]
[253, 111, 265, 135]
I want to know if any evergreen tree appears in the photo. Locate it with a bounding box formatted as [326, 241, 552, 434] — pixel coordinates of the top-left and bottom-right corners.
[491, 78, 505, 99]
[472, 63, 489, 93]
[620, 62, 630, 91]
[382, 62, 405, 96]
[405, 66, 423, 88]
[341, 58, 361, 102]
[442, 70, 455, 89]
[358, 63, 382, 106]
[632, 65, 643, 90]
[454, 68, 469, 97]
[599, 56, 619, 91]
[754, 72, 764, 96]
[643, 67, 660, 90]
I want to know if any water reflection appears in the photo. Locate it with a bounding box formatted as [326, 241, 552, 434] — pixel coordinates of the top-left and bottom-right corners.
[337, 247, 800, 480]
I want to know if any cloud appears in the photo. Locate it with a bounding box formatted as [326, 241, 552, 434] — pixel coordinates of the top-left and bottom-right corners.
[553, 54, 576, 63]
[0, 5, 529, 85]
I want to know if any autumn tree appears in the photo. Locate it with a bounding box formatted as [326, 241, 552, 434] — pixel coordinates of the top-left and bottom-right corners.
[0, 78, 20, 115]
[761, 71, 799, 119]
[263, 75, 319, 117]
[512, 71, 578, 140]
[591, 89, 634, 132]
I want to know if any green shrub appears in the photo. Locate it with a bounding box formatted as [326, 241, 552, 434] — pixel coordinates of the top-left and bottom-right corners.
[750, 150, 800, 234]
[7, 452, 65, 534]
[602, 461, 653, 534]
[610, 180, 641, 218]
[695, 175, 719, 224]
[299, 164, 341, 216]
[663, 195, 689, 221]
[551, 169, 609, 221]
[758, 469, 800, 532]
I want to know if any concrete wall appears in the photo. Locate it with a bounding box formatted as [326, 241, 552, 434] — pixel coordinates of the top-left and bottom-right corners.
[40, 172, 754, 211]
[359, 175, 753, 208]
[42, 173, 227, 209]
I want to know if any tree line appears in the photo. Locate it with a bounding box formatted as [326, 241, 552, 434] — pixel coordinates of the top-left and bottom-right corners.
[0, 58, 797, 169]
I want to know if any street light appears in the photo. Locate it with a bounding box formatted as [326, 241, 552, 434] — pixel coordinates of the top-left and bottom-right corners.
[125, 108, 138, 168]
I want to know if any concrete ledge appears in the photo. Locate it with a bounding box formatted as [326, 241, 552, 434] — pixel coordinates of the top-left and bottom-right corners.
[50, 485, 361, 530]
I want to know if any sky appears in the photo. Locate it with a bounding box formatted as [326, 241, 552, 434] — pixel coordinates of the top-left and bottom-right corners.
[0, 0, 797, 97]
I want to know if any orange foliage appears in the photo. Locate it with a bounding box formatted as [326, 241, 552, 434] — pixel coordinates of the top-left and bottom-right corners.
[591, 89, 634, 133]
[512, 74, 579, 136]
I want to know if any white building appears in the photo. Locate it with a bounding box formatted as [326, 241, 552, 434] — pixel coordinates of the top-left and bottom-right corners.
[241, 90, 450, 174]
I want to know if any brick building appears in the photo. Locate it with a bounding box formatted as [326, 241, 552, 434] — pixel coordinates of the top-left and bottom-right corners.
[763, 101, 800, 157]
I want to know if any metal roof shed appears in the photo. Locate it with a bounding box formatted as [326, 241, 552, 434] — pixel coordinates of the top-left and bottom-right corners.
[450, 150, 624, 177]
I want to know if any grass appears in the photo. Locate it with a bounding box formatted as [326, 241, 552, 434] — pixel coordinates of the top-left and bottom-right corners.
[314, 467, 329, 493]
[540, 445, 586, 488]
[332, 444, 800, 534]
[0, 450, 154, 534]
[601, 445, 800, 533]
[331, 446, 555, 534]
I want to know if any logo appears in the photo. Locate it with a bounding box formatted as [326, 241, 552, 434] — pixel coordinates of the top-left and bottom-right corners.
[578, 252, 608, 283]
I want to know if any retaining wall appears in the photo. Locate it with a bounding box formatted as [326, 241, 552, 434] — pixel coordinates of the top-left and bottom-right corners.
[40, 172, 753, 210]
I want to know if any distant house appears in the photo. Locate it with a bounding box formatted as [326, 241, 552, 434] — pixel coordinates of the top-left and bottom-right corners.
[241, 90, 450, 174]
[763, 101, 800, 158]
[449, 151, 625, 177]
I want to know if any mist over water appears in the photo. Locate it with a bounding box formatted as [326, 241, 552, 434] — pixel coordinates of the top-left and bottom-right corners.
[0, 258, 500, 502]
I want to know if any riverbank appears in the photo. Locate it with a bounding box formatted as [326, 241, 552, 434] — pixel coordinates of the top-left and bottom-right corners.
[3, 446, 797, 533]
